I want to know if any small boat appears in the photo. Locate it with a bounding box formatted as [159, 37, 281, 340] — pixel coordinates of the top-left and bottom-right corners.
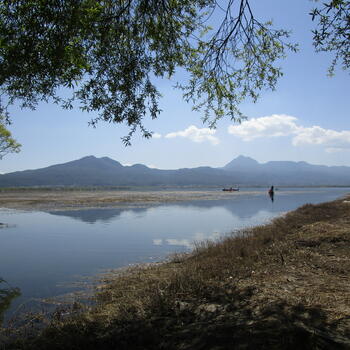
[222, 187, 239, 192]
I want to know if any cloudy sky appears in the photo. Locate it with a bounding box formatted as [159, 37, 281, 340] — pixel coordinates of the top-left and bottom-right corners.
[1, 0, 349, 173]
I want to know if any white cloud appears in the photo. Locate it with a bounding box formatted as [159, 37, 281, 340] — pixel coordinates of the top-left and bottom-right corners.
[228, 114, 299, 141]
[291, 126, 350, 151]
[228, 114, 350, 152]
[152, 133, 162, 139]
[165, 125, 220, 145]
[325, 148, 344, 154]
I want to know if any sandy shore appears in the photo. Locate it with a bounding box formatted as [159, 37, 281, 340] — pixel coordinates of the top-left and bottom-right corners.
[0, 189, 262, 211]
[0, 188, 339, 212]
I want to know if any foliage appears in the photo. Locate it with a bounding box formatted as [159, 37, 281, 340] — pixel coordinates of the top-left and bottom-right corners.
[181, 0, 297, 127]
[310, 0, 350, 75]
[0, 278, 21, 326]
[0, 0, 295, 143]
[0, 1, 347, 145]
[0, 117, 21, 159]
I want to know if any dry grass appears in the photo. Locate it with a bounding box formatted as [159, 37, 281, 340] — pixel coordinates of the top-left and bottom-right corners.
[1, 196, 350, 349]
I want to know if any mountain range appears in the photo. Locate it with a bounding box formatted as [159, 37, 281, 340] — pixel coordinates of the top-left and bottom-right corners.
[0, 155, 349, 187]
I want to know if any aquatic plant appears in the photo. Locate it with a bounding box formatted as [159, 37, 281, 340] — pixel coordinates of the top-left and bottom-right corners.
[0, 279, 21, 326]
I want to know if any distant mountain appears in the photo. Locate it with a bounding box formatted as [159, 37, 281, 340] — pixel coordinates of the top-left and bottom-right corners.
[0, 155, 349, 187]
[222, 157, 350, 186]
[223, 155, 260, 171]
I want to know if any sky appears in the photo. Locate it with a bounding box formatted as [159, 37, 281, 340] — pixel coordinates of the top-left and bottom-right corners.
[1, 0, 349, 173]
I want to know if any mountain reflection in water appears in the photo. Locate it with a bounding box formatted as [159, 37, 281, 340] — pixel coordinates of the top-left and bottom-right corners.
[46, 189, 341, 224]
[48, 207, 149, 224]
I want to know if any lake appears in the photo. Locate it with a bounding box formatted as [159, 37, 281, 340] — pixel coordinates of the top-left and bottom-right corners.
[0, 187, 349, 322]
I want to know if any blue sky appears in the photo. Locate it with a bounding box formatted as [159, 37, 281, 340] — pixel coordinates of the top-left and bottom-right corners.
[1, 0, 349, 173]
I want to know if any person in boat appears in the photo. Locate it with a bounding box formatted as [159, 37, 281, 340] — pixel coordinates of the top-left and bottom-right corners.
[222, 187, 239, 191]
[268, 186, 274, 202]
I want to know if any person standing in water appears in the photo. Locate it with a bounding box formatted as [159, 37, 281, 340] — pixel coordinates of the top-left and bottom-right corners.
[268, 186, 274, 202]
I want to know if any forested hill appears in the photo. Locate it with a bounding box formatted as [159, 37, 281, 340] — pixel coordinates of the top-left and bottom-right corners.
[0, 155, 349, 187]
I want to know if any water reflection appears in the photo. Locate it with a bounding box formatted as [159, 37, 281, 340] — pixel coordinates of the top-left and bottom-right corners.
[153, 231, 223, 249]
[0, 279, 21, 326]
[47, 199, 268, 223]
[48, 207, 148, 224]
[152, 239, 163, 246]
[268, 186, 275, 202]
[46, 189, 343, 224]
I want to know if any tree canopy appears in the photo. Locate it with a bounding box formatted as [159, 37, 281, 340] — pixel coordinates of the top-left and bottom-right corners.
[311, 0, 350, 75]
[0, 116, 21, 159]
[0, 0, 348, 149]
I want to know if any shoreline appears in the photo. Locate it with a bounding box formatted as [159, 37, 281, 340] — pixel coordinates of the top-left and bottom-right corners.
[0, 188, 345, 212]
[0, 189, 253, 211]
[1, 195, 349, 349]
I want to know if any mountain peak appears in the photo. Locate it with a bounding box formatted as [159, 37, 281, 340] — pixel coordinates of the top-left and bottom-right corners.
[99, 156, 123, 167]
[235, 155, 258, 163]
[80, 155, 97, 160]
[131, 164, 149, 169]
[224, 155, 259, 170]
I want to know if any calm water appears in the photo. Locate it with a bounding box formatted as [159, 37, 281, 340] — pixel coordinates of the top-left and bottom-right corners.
[0, 187, 349, 320]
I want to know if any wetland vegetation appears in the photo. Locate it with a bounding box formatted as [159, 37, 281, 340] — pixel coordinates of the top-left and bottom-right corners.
[0, 280, 20, 327]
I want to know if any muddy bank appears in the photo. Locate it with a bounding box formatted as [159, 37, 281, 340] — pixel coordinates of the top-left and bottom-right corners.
[0, 189, 261, 211]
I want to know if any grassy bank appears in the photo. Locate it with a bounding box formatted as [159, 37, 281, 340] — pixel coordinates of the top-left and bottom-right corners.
[1, 196, 350, 349]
